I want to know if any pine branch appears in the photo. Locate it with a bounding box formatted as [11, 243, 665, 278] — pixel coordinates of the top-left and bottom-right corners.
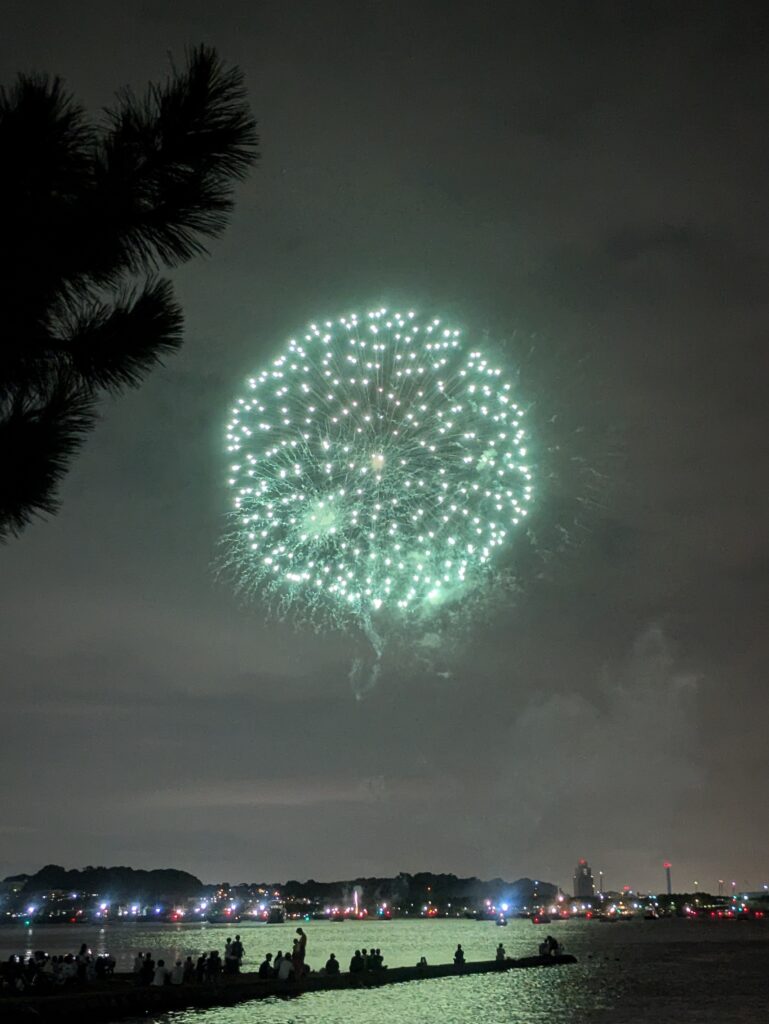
[0, 374, 96, 540]
[0, 47, 257, 537]
[51, 278, 184, 392]
[0, 73, 93, 186]
[91, 45, 258, 275]
[0, 74, 96, 331]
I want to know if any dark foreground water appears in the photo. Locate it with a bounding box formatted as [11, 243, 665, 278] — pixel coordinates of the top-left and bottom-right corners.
[2, 918, 766, 1023]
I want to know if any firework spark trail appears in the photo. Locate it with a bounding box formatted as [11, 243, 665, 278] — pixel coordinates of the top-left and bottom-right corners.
[224, 307, 534, 689]
[348, 610, 385, 701]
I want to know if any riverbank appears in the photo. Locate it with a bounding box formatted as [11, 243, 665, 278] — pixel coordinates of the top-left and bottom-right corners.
[1, 955, 576, 1023]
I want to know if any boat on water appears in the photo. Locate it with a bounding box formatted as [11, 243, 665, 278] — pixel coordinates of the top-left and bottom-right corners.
[531, 914, 551, 924]
[496, 915, 508, 926]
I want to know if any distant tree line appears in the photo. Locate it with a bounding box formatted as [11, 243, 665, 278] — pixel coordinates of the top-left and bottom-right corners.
[16, 864, 204, 900]
[8, 866, 559, 905]
[237, 871, 558, 905]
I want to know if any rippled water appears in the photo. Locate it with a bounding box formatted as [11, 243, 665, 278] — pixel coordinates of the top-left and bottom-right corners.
[2, 918, 766, 1022]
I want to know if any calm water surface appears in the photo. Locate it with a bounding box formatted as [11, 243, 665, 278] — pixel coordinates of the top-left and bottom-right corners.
[2, 918, 765, 1023]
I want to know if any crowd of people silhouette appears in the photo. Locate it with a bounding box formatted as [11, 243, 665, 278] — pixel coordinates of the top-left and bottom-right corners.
[1, 927, 560, 995]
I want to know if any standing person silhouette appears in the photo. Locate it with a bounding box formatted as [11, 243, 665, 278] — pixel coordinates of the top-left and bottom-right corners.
[294, 928, 307, 977]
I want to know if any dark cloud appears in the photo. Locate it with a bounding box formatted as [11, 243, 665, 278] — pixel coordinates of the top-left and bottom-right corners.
[1, 0, 767, 892]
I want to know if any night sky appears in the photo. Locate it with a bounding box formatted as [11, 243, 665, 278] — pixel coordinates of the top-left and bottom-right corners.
[1, 1, 767, 894]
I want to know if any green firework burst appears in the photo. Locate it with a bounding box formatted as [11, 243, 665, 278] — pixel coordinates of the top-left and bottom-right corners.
[224, 308, 534, 628]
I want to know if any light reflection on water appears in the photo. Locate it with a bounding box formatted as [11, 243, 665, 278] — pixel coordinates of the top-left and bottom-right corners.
[154, 945, 767, 1024]
[3, 919, 767, 1023]
[153, 969, 623, 1024]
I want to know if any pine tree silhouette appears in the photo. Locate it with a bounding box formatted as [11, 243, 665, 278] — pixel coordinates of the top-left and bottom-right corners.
[0, 46, 258, 538]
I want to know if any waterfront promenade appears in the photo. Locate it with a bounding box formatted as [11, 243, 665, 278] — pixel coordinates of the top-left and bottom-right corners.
[1, 954, 576, 1023]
